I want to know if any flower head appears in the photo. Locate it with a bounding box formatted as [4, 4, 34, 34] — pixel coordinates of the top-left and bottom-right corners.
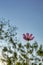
[23, 33, 34, 41]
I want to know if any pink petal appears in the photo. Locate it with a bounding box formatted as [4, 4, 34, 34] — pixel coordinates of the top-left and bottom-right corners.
[26, 33, 29, 36]
[30, 36, 34, 40]
[29, 34, 33, 37]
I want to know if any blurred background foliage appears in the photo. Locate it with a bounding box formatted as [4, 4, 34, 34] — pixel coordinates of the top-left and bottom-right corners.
[0, 19, 43, 65]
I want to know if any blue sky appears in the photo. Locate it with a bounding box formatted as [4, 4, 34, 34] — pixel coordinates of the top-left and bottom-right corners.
[0, 0, 43, 44]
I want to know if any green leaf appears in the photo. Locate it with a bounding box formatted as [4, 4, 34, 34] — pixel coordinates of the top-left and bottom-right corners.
[37, 50, 43, 56]
[21, 53, 28, 59]
[16, 62, 22, 65]
[24, 43, 30, 49]
[7, 57, 12, 65]
[37, 44, 43, 56]
[3, 47, 8, 52]
[20, 49, 26, 53]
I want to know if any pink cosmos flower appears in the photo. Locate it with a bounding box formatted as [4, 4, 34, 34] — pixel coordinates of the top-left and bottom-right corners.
[23, 33, 34, 41]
